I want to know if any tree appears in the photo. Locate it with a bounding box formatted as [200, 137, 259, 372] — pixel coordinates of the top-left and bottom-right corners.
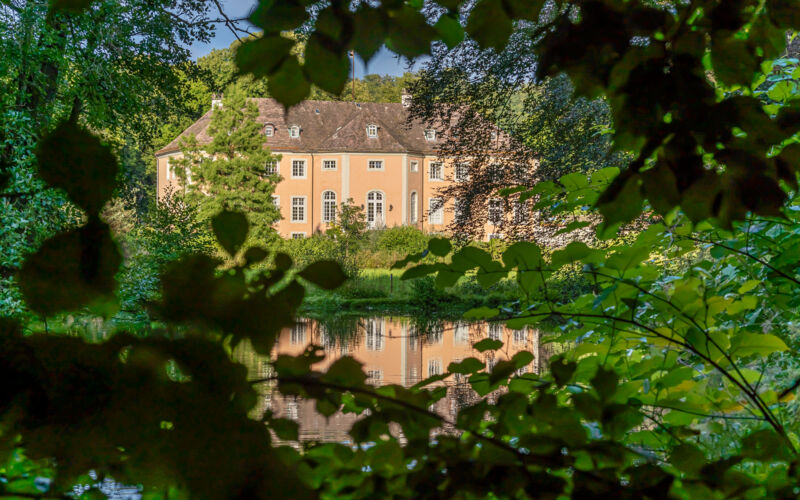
[173, 85, 281, 244]
[407, 30, 626, 242]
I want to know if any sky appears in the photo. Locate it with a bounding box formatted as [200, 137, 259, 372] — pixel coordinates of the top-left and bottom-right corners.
[191, 0, 424, 78]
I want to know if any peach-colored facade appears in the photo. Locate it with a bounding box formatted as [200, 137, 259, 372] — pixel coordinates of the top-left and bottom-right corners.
[156, 99, 526, 241]
[233, 317, 551, 442]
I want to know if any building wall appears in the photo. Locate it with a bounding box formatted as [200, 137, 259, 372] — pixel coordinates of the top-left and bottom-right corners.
[156, 150, 523, 240]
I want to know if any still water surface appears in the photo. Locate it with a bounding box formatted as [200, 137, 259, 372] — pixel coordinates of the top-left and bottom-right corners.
[234, 316, 551, 442]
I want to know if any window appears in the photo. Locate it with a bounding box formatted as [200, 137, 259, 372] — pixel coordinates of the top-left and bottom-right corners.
[291, 196, 306, 223]
[265, 125, 274, 137]
[454, 163, 469, 182]
[513, 200, 529, 224]
[288, 125, 300, 138]
[368, 160, 384, 170]
[265, 159, 278, 175]
[454, 198, 466, 222]
[488, 198, 504, 225]
[165, 162, 175, 180]
[366, 191, 385, 228]
[366, 320, 384, 351]
[291, 159, 306, 178]
[488, 233, 503, 241]
[488, 323, 503, 341]
[454, 323, 470, 345]
[322, 159, 337, 170]
[291, 232, 306, 239]
[513, 328, 528, 345]
[185, 167, 192, 185]
[491, 130, 497, 141]
[366, 124, 378, 138]
[428, 198, 443, 224]
[429, 162, 443, 181]
[291, 322, 307, 344]
[322, 190, 337, 223]
[424, 129, 436, 141]
[427, 325, 443, 345]
[271, 195, 280, 208]
[487, 357, 497, 372]
[410, 160, 419, 173]
[366, 370, 383, 385]
[410, 192, 418, 223]
[488, 163, 504, 182]
[428, 359, 442, 377]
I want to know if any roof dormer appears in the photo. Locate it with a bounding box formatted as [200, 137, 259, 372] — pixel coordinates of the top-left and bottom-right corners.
[289, 125, 300, 138]
[264, 124, 274, 137]
[366, 124, 378, 138]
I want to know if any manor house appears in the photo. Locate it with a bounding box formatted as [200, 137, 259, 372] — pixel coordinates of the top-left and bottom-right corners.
[156, 96, 500, 239]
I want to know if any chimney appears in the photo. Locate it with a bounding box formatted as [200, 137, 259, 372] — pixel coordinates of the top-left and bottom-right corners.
[211, 93, 223, 110]
[401, 89, 412, 108]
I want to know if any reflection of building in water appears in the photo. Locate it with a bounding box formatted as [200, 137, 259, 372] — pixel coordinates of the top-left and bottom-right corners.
[232, 317, 551, 443]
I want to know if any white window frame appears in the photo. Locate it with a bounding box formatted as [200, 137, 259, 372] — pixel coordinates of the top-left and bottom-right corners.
[368, 159, 384, 171]
[288, 125, 300, 138]
[265, 125, 274, 137]
[454, 162, 469, 182]
[424, 129, 436, 141]
[290, 232, 306, 239]
[454, 322, 470, 345]
[165, 161, 175, 181]
[322, 159, 337, 170]
[429, 162, 444, 181]
[427, 358, 442, 377]
[322, 190, 337, 223]
[265, 159, 279, 175]
[366, 319, 384, 351]
[410, 191, 418, 223]
[271, 195, 280, 208]
[291, 159, 307, 179]
[291, 321, 307, 344]
[410, 160, 419, 173]
[488, 198, 504, 225]
[366, 124, 378, 138]
[488, 233, 503, 241]
[366, 369, 383, 385]
[488, 323, 503, 340]
[291, 196, 307, 223]
[366, 190, 386, 228]
[513, 200, 530, 224]
[428, 197, 444, 225]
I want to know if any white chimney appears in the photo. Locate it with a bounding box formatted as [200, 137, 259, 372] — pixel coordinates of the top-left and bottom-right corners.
[401, 89, 412, 108]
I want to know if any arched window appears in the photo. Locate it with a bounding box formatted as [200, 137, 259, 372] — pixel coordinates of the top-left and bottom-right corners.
[322, 190, 337, 223]
[410, 191, 418, 223]
[366, 190, 385, 228]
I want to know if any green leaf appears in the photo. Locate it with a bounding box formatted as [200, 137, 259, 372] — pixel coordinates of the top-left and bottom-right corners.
[434, 14, 464, 49]
[729, 333, 788, 358]
[36, 119, 119, 215]
[448, 357, 485, 374]
[323, 357, 367, 387]
[351, 6, 386, 61]
[268, 56, 311, 109]
[473, 338, 503, 352]
[235, 35, 294, 78]
[550, 357, 576, 387]
[298, 261, 347, 290]
[596, 171, 644, 226]
[591, 368, 618, 401]
[19, 222, 121, 316]
[244, 247, 269, 264]
[466, 0, 513, 50]
[303, 33, 349, 95]
[212, 210, 249, 256]
[428, 237, 452, 257]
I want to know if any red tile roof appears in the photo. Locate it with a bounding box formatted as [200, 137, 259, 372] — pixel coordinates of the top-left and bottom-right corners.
[155, 99, 442, 156]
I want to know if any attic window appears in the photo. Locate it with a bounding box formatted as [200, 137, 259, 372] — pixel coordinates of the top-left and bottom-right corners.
[424, 129, 436, 141]
[366, 124, 378, 138]
[289, 125, 300, 138]
[265, 125, 274, 137]
[315, 108, 320, 114]
[490, 130, 497, 140]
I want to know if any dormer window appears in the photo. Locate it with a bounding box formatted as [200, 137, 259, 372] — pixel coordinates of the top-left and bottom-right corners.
[366, 124, 378, 138]
[265, 125, 274, 137]
[491, 130, 497, 140]
[289, 125, 300, 138]
[424, 129, 436, 141]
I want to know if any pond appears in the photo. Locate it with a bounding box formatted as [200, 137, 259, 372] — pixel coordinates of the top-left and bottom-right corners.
[232, 316, 553, 443]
